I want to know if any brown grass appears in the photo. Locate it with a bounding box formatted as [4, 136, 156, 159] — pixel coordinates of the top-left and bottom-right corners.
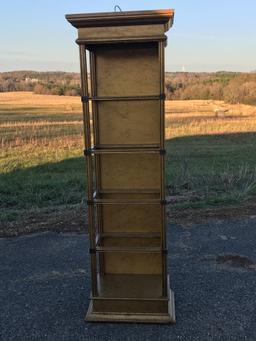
[165, 100, 256, 139]
[0, 91, 80, 108]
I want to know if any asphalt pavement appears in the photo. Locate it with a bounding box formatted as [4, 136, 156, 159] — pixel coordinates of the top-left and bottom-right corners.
[1, 218, 256, 341]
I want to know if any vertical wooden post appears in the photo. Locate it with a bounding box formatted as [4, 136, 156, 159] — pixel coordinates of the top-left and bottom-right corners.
[159, 40, 168, 297]
[89, 50, 105, 275]
[79, 45, 98, 296]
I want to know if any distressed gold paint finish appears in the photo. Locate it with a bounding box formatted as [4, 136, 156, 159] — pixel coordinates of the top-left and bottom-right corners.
[104, 252, 162, 274]
[102, 204, 162, 233]
[95, 45, 160, 96]
[99, 154, 161, 190]
[66, 9, 175, 323]
[97, 100, 161, 146]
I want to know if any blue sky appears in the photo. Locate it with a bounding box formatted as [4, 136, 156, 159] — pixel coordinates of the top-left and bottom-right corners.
[0, 0, 255, 72]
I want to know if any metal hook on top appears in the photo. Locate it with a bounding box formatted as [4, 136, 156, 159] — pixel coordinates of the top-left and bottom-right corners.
[114, 5, 122, 12]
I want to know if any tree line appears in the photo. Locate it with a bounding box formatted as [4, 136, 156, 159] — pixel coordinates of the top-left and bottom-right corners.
[0, 71, 81, 96]
[0, 70, 256, 105]
[165, 72, 256, 105]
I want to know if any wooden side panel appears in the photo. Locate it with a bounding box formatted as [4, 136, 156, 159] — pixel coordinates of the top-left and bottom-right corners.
[102, 204, 161, 233]
[104, 253, 162, 275]
[97, 100, 160, 146]
[96, 274, 163, 298]
[95, 44, 160, 96]
[99, 154, 161, 190]
[102, 237, 161, 247]
[100, 192, 159, 199]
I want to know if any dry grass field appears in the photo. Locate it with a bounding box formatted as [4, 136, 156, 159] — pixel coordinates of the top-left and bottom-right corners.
[1, 92, 256, 235]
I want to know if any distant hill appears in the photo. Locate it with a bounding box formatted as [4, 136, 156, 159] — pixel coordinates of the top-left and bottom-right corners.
[0, 70, 256, 105]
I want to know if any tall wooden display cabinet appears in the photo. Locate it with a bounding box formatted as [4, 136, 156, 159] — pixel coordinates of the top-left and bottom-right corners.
[66, 9, 175, 323]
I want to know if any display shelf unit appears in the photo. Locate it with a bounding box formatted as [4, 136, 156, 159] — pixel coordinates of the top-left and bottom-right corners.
[66, 9, 175, 323]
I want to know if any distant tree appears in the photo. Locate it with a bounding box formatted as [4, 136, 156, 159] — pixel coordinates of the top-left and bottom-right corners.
[34, 84, 46, 94]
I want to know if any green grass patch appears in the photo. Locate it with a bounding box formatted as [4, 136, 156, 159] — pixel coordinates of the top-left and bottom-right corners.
[166, 133, 256, 208]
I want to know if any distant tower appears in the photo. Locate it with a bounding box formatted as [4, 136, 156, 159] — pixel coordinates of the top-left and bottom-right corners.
[182, 65, 186, 72]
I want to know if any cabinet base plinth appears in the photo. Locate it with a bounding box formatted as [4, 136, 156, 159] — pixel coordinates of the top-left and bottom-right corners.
[85, 289, 175, 324]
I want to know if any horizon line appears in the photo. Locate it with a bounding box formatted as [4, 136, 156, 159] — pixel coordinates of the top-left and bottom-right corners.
[1, 69, 255, 74]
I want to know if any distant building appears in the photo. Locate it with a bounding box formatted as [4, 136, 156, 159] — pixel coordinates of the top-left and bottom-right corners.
[25, 77, 39, 83]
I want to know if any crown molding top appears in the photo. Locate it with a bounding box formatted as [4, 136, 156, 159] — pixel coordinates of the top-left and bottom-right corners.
[66, 9, 174, 31]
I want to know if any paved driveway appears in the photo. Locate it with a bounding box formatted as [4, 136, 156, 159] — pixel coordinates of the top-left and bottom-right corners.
[1, 218, 256, 341]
